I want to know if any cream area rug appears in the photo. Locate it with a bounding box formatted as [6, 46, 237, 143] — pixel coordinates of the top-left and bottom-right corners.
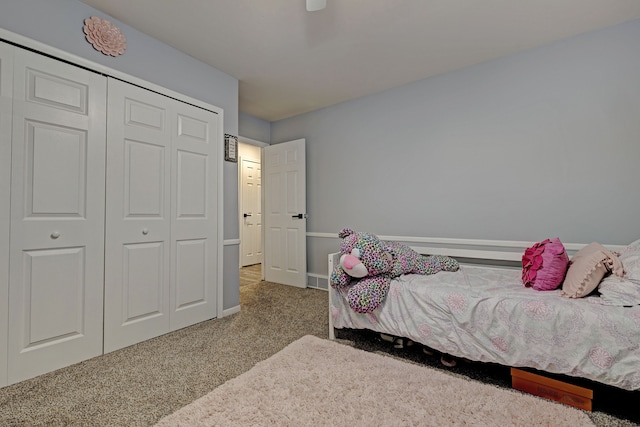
[155, 335, 594, 427]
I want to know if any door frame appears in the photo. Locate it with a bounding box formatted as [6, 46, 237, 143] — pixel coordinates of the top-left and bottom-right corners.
[0, 41, 14, 388]
[238, 137, 268, 279]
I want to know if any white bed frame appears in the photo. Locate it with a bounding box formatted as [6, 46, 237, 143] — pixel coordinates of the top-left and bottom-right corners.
[328, 237, 625, 340]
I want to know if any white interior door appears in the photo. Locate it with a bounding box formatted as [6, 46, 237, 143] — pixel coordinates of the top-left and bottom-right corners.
[105, 78, 219, 352]
[240, 158, 262, 266]
[0, 41, 14, 388]
[8, 48, 107, 384]
[169, 99, 219, 331]
[104, 79, 172, 353]
[264, 139, 307, 287]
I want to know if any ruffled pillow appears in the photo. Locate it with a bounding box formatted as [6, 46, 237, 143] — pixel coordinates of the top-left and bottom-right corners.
[521, 238, 569, 291]
[562, 242, 624, 298]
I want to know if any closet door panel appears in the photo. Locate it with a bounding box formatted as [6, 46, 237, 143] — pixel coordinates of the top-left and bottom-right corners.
[170, 106, 219, 330]
[126, 140, 165, 216]
[23, 122, 87, 219]
[8, 48, 106, 384]
[0, 41, 14, 388]
[104, 79, 171, 353]
[122, 242, 165, 320]
[175, 239, 206, 307]
[20, 248, 85, 342]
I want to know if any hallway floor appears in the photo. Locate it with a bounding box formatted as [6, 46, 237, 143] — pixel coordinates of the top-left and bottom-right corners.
[240, 264, 262, 287]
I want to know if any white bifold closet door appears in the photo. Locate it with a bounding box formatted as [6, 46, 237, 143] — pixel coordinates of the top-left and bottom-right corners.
[104, 79, 219, 353]
[8, 47, 107, 384]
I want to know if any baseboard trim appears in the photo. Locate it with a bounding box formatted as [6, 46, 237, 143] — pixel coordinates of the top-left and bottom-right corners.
[221, 305, 241, 317]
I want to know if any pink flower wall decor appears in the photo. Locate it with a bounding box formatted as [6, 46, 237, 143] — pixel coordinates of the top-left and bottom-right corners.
[83, 16, 126, 57]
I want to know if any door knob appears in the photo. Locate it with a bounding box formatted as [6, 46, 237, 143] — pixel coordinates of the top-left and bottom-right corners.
[291, 213, 307, 219]
[142, 228, 149, 235]
[50, 231, 61, 239]
[244, 213, 252, 218]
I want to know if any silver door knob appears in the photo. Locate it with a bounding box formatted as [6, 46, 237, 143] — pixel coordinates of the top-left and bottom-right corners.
[50, 231, 60, 239]
[142, 228, 149, 235]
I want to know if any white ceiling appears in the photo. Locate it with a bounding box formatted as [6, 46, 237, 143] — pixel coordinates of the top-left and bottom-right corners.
[79, 0, 640, 122]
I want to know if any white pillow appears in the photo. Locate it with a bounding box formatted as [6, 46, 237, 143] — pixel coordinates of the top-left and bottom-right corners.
[596, 251, 640, 306]
[620, 252, 640, 279]
[598, 275, 640, 306]
[619, 238, 640, 257]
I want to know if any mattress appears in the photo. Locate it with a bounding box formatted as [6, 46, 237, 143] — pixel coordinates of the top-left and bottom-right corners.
[330, 265, 640, 390]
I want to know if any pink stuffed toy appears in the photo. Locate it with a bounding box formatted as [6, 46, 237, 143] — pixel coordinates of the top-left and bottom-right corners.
[330, 228, 459, 313]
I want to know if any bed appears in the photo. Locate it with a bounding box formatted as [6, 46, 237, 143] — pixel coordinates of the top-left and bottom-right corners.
[328, 238, 640, 391]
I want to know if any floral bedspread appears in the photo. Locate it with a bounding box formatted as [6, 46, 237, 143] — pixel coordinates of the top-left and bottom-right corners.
[330, 265, 640, 390]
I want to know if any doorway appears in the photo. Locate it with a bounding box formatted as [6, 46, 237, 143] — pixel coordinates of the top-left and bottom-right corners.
[238, 140, 266, 283]
[238, 137, 308, 288]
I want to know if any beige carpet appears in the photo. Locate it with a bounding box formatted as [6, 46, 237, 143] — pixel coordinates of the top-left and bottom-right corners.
[155, 335, 594, 427]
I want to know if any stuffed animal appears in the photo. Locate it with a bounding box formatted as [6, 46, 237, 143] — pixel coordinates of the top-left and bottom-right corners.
[330, 228, 459, 313]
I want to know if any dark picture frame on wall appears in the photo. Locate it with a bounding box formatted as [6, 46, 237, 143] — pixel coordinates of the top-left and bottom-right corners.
[225, 134, 238, 162]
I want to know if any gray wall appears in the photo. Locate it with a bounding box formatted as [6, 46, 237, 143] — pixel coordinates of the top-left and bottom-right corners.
[239, 112, 271, 143]
[272, 19, 640, 276]
[0, 0, 241, 310]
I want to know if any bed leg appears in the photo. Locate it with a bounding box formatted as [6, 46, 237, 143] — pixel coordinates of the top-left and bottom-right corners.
[328, 286, 335, 340]
[328, 252, 338, 340]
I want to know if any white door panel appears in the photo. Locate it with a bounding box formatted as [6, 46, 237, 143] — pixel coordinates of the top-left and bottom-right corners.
[8, 48, 106, 384]
[125, 140, 166, 216]
[0, 41, 13, 388]
[104, 79, 171, 353]
[176, 152, 207, 215]
[264, 139, 307, 288]
[105, 79, 219, 348]
[174, 239, 206, 309]
[256, 164, 263, 265]
[170, 105, 218, 331]
[121, 242, 165, 322]
[241, 158, 262, 266]
[21, 248, 85, 343]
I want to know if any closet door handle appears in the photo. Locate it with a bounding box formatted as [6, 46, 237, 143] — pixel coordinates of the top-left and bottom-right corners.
[50, 231, 61, 239]
[243, 213, 252, 218]
[142, 228, 149, 235]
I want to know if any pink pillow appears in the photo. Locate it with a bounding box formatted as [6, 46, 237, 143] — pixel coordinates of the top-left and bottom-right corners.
[522, 238, 569, 291]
